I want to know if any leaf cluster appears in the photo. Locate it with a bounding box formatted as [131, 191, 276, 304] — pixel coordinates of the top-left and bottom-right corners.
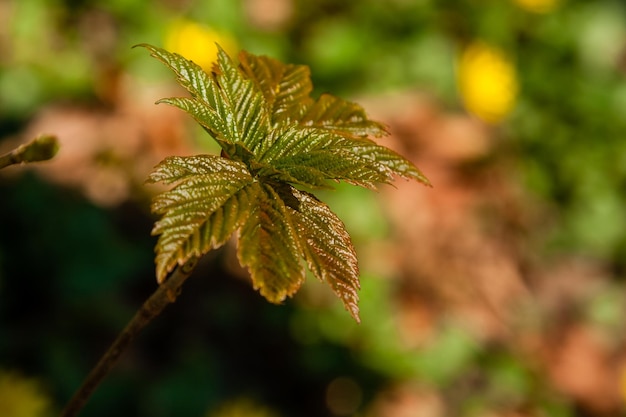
[139, 43, 430, 321]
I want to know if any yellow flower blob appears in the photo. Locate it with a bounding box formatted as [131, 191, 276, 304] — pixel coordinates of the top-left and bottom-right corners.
[165, 20, 238, 71]
[457, 41, 519, 124]
[0, 371, 52, 417]
[513, 0, 560, 14]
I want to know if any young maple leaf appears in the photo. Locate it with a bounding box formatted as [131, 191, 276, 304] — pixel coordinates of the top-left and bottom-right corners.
[138, 43, 430, 322]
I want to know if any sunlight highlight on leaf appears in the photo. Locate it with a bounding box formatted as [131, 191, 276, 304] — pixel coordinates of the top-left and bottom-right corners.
[289, 188, 361, 321]
[300, 94, 388, 138]
[149, 155, 254, 282]
[237, 182, 305, 302]
[239, 51, 313, 124]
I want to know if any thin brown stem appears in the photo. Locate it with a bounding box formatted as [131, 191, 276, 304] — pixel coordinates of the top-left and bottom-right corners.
[60, 257, 198, 417]
[0, 151, 17, 169]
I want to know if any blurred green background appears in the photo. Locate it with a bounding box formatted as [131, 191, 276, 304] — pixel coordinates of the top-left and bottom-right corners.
[1, 0, 626, 416]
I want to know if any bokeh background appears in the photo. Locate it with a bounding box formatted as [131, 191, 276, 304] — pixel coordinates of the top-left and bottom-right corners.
[1, 0, 626, 416]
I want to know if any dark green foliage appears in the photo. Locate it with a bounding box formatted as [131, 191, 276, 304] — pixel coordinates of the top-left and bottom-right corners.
[139, 44, 430, 321]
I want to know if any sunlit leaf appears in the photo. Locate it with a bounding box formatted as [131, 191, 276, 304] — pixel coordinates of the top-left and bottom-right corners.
[142, 43, 431, 319]
[179, 182, 259, 270]
[289, 188, 361, 321]
[157, 97, 233, 148]
[258, 126, 429, 188]
[239, 51, 313, 124]
[237, 182, 305, 302]
[136, 43, 220, 108]
[300, 94, 389, 138]
[148, 155, 254, 282]
[211, 47, 271, 152]
[137, 44, 270, 158]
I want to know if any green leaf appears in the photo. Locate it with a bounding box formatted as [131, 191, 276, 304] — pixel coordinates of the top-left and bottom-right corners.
[300, 93, 389, 138]
[239, 51, 313, 124]
[179, 182, 259, 270]
[211, 47, 271, 152]
[157, 97, 233, 149]
[148, 155, 254, 282]
[258, 126, 428, 188]
[341, 139, 431, 185]
[270, 147, 386, 189]
[288, 188, 361, 321]
[142, 43, 431, 320]
[237, 182, 305, 303]
[135, 44, 220, 109]
[136, 44, 270, 158]
[238, 50, 385, 138]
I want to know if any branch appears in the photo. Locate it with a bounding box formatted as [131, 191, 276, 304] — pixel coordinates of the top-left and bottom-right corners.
[0, 134, 59, 170]
[60, 257, 199, 417]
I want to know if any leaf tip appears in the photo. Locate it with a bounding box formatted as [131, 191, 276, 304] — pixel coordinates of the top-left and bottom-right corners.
[348, 305, 361, 323]
[132, 43, 159, 55]
[156, 265, 169, 284]
[413, 171, 433, 187]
